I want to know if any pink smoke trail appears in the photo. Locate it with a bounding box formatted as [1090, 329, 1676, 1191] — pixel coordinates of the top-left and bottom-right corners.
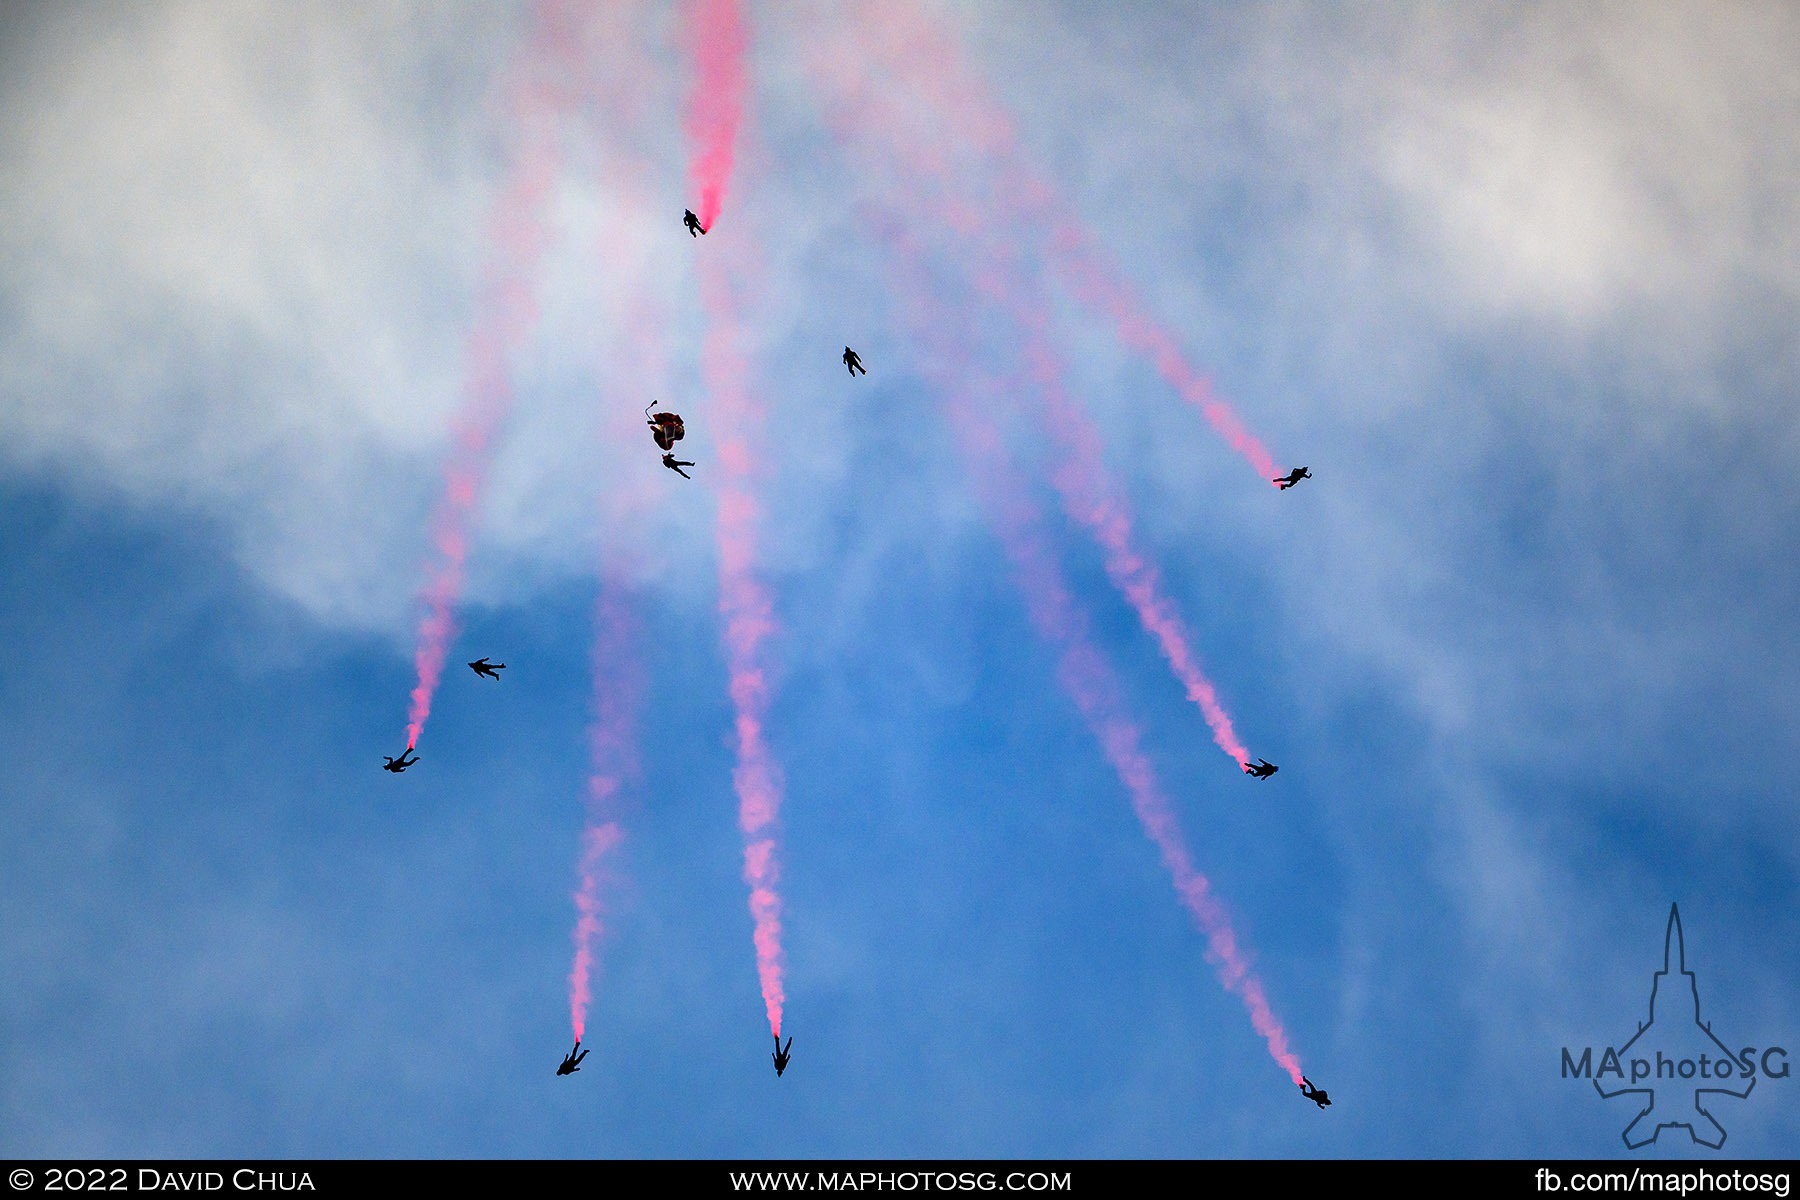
[402, 10, 572, 751]
[681, 0, 786, 1039]
[567, 582, 644, 1043]
[697, 235, 787, 1040]
[964, 217, 1259, 767]
[1019, 330, 1255, 768]
[1047, 230, 1280, 483]
[683, 0, 748, 232]
[812, 4, 1285, 485]
[560, 0, 687, 1045]
[805, 36, 1256, 769]
[980, 242, 1256, 767]
[887, 227, 1305, 1085]
[1006, 523, 1303, 1086]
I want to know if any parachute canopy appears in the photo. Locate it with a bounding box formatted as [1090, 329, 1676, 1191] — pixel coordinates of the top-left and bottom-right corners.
[649, 412, 686, 451]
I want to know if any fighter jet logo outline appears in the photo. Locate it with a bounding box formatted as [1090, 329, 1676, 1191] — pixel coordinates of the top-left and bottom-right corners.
[1594, 904, 1755, 1150]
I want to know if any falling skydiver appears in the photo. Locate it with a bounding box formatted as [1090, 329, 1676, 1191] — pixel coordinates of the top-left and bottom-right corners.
[468, 657, 505, 680]
[1300, 1077, 1331, 1108]
[1274, 467, 1311, 490]
[684, 209, 705, 237]
[382, 748, 420, 773]
[843, 346, 867, 376]
[557, 1040, 589, 1076]
[662, 453, 695, 479]
[1243, 758, 1278, 779]
[772, 1034, 792, 1077]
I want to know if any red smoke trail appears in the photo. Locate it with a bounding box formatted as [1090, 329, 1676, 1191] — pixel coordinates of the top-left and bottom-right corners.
[805, 36, 1255, 769]
[683, 0, 786, 1040]
[1046, 232, 1280, 483]
[1018, 330, 1255, 768]
[999, 499, 1302, 1085]
[402, 8, 574, 751]
[561, 0, 686, 1045]
[978, 252, 1254, 767]
[564, 287, 664, 1044]
[568, 823, 621, 1043]
[682, 0, 748, 232]
[886, 228, 1305, 1085]
[694, 234, 787, 1039]
[567, 581, 644, 1043]
[815, 4, 1284, 485]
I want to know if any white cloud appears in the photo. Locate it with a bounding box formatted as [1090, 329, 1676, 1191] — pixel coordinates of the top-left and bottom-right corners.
[1364, 1, 1800, 344]
[0, 2, 514, 625]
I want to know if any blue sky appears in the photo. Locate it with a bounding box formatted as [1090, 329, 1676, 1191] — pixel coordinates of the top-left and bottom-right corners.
[2, 0, 1796, 1159]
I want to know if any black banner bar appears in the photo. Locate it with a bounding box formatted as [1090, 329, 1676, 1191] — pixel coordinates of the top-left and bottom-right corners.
[2, 1161, 1796, 1197]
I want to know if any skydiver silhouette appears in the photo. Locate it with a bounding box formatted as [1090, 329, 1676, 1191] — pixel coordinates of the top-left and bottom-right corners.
[1243, 758, 1278, 779]
[684, 209, 704, 237]
[843, 346, 867, 376]
[1274, 467, 1311, 490]
[382, 748, 419, 773]
[772, 1034, 792, 1077]
[662, 453, 695, 479]
[467, 657, 505, 680]
[557, 1040, 589, 1076]
[1300, 1077, 1331, 1108]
